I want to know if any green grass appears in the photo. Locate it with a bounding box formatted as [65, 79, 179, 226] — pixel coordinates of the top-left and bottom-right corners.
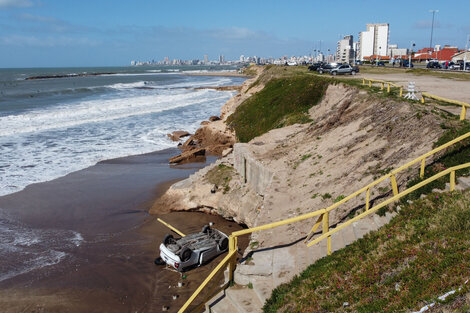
[204, 164, 235, 194]
[227, 73, 329, 143]
[263, 190, 470, 313]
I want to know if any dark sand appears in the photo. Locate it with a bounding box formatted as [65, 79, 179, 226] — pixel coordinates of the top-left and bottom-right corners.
[0, 148, 247, 313]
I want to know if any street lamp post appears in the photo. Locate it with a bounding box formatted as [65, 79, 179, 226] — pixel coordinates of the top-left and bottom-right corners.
[409, 42, 415, 68]
[465, 35, 469, 71]
[429, 10, 439, 50]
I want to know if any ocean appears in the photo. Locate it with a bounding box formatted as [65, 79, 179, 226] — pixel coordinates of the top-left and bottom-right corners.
[0, 65, 245, 197]
[0, 65, 246, 289]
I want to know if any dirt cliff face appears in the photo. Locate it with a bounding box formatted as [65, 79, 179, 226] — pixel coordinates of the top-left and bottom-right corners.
[152, 78, 448, 248]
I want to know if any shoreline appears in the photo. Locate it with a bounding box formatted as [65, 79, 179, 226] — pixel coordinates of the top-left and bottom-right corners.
[183, 71, 249, 77]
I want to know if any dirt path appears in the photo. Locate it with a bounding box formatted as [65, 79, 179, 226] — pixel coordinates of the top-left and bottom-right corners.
[349, 72, 470, 103]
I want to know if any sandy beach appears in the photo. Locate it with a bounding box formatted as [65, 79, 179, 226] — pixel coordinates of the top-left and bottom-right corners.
[0, 148, 246, 313]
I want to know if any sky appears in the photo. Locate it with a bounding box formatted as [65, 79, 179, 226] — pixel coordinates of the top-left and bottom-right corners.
[0, 0, 469, 68]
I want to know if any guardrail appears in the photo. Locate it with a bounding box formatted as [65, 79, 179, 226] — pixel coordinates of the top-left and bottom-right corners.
[362, 78, 403, 97]
[178, 132, 470, 313]
[421, 92, 470, 120]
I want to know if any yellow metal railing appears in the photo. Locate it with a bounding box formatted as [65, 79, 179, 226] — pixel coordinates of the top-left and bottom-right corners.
[362, 78, 403, 97]
[178, 132, 470, 313]
[421, 92, 470, 120]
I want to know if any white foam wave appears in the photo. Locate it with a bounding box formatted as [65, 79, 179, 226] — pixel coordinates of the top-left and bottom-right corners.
[0, 89, 228, 137]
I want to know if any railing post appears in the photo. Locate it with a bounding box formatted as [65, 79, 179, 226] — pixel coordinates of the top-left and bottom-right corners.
[322, 212, 331, 255]
[421, 96, 425, 104]
[391, 174, 399, 196]
[365, 187, 370, 210]
[399, 87, 403, 97]
[420, 158, 426, 178]
[380, 82, 384, 90]
[228, 235, 237, 282]
[368, 80, 372, 87]
[387, 83, 390, 93]
[460, 105, 467, 121]
[450, 171, 455, 191]
[362, 78, 365, 85]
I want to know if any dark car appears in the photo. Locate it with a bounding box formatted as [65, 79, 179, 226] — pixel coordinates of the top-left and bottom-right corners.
[426, 61, 441, 69]
[376, 61, 385, 67]
[308, 63, 323, 71]
[402, 60, 414, 68]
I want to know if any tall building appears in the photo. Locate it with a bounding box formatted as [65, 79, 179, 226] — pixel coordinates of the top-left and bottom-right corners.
[219, 55, 224, 64]
[204, 54, 208, 64]
[335, 35, 354, 63]
[358, 23, 389, 60]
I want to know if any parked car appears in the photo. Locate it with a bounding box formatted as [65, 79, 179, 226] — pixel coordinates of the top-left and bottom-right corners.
[376, 61, 385, 66]
[449, 63, 461, 70]
[317, 63, 336, 74]
[402, 60, 414, 68]
[157, 225, 229, 272]
[330, 64, 359, 75]
[308, 62, 323, 71]
[426, 61, 441, 69]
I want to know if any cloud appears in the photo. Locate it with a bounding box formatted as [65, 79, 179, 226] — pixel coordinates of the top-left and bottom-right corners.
[0, 0, 33, 8]
[0, 34, 99, 47]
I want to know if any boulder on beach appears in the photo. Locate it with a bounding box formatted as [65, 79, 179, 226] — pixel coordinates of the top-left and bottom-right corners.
[209, 116, 221, 122]
[169, 148, 206, 164]
[200, 121, 210, 125]
[167, 131, 191, 141]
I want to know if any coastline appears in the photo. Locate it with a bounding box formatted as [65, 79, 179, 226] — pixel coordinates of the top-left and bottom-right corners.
[183, 71, 249, 77]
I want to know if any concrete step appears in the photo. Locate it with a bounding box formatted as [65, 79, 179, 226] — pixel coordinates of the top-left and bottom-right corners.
[340, 221, 357, 246]
[352, 217, 376, 239]
[226, 286, 263, 313]
[445, 182, 465, 191]
[209, 293, 240, 313]
[251, 277, 273, 306]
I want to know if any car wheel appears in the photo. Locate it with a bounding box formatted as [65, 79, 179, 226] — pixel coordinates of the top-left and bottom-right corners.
[219, 237, 229, 250]
[180, 247, 192, 262]
[154, 257, 165, 266]
[202, 225, 211, 233]
[332, 71, 337, 76]
[163, 234, 174, 245]
[351, 71, 356, 75]
[318, 70, 323, 74]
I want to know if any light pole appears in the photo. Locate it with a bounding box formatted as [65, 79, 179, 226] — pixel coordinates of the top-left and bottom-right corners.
[464, 35, 469, 71]
[409, 42, 415, 68]
[429, 10, 439, 50]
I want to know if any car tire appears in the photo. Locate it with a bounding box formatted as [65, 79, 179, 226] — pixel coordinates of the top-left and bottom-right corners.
[180, 247, 192, 262]
[219, 237, 229, 250]
[154, 257, 165, 266]
[351, 71, 356, 75]
[332, 71, 337, 76]
[163, 234, 174, 245]
[318, 69, 323, 74]
[202, 225, 211, 233]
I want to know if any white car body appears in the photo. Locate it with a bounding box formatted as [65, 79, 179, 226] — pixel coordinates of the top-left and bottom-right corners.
[159, 226, 229, 271]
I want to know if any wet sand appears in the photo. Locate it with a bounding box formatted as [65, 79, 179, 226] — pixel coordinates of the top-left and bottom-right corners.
[0, 148, 246, 313]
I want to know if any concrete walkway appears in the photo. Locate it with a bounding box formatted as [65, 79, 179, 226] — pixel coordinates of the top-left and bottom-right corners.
[205, 176, 470, 313]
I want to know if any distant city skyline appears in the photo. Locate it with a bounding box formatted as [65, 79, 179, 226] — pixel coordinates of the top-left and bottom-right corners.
[0, 0, 469, 68]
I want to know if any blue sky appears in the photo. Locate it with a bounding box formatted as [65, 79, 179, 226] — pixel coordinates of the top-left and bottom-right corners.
[1, 0, 469, 68]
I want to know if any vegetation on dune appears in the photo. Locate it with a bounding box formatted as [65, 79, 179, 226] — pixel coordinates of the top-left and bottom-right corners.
[204, 164, 235, 194]
[263, 120, 470, 313]
[263, 190, 470, 313]
[227, 74, 329, 143]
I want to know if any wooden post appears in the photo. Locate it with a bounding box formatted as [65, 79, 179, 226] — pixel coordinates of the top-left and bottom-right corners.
[450, 171, 455, 191]
[421, 97, 425, 104]
[228, 236, 237, 282]
[322, 212, 331, 255]
[366, 188, 370, 210]
[380, 82, 384, 90]
[391, 175, 399, 196]
[460, 106, 467, 121]
[362, 78, 365, 85]
[368, 80, 372, 87]
[387, 83, 391, 93]
[399, 87, 403, 97]
[420, 158, 426, 178]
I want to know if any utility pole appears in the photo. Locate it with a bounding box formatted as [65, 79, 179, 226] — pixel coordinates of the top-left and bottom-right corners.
[429, 10, 439, 51]
[409, 42, 415, 68]
[465, 34, 469, 71]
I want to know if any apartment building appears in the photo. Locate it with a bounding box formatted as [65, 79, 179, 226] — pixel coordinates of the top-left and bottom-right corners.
[358, 23, 389, 60]
[335, 35, 354, 63]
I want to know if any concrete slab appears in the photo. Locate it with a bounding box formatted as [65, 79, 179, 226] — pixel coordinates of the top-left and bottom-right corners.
[251, 276, 274, 305]
[272, 245, 296, 286]
[226, 287, 263, 313]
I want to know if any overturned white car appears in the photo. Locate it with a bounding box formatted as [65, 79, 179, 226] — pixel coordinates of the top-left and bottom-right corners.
[157, 225, 229, 271]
